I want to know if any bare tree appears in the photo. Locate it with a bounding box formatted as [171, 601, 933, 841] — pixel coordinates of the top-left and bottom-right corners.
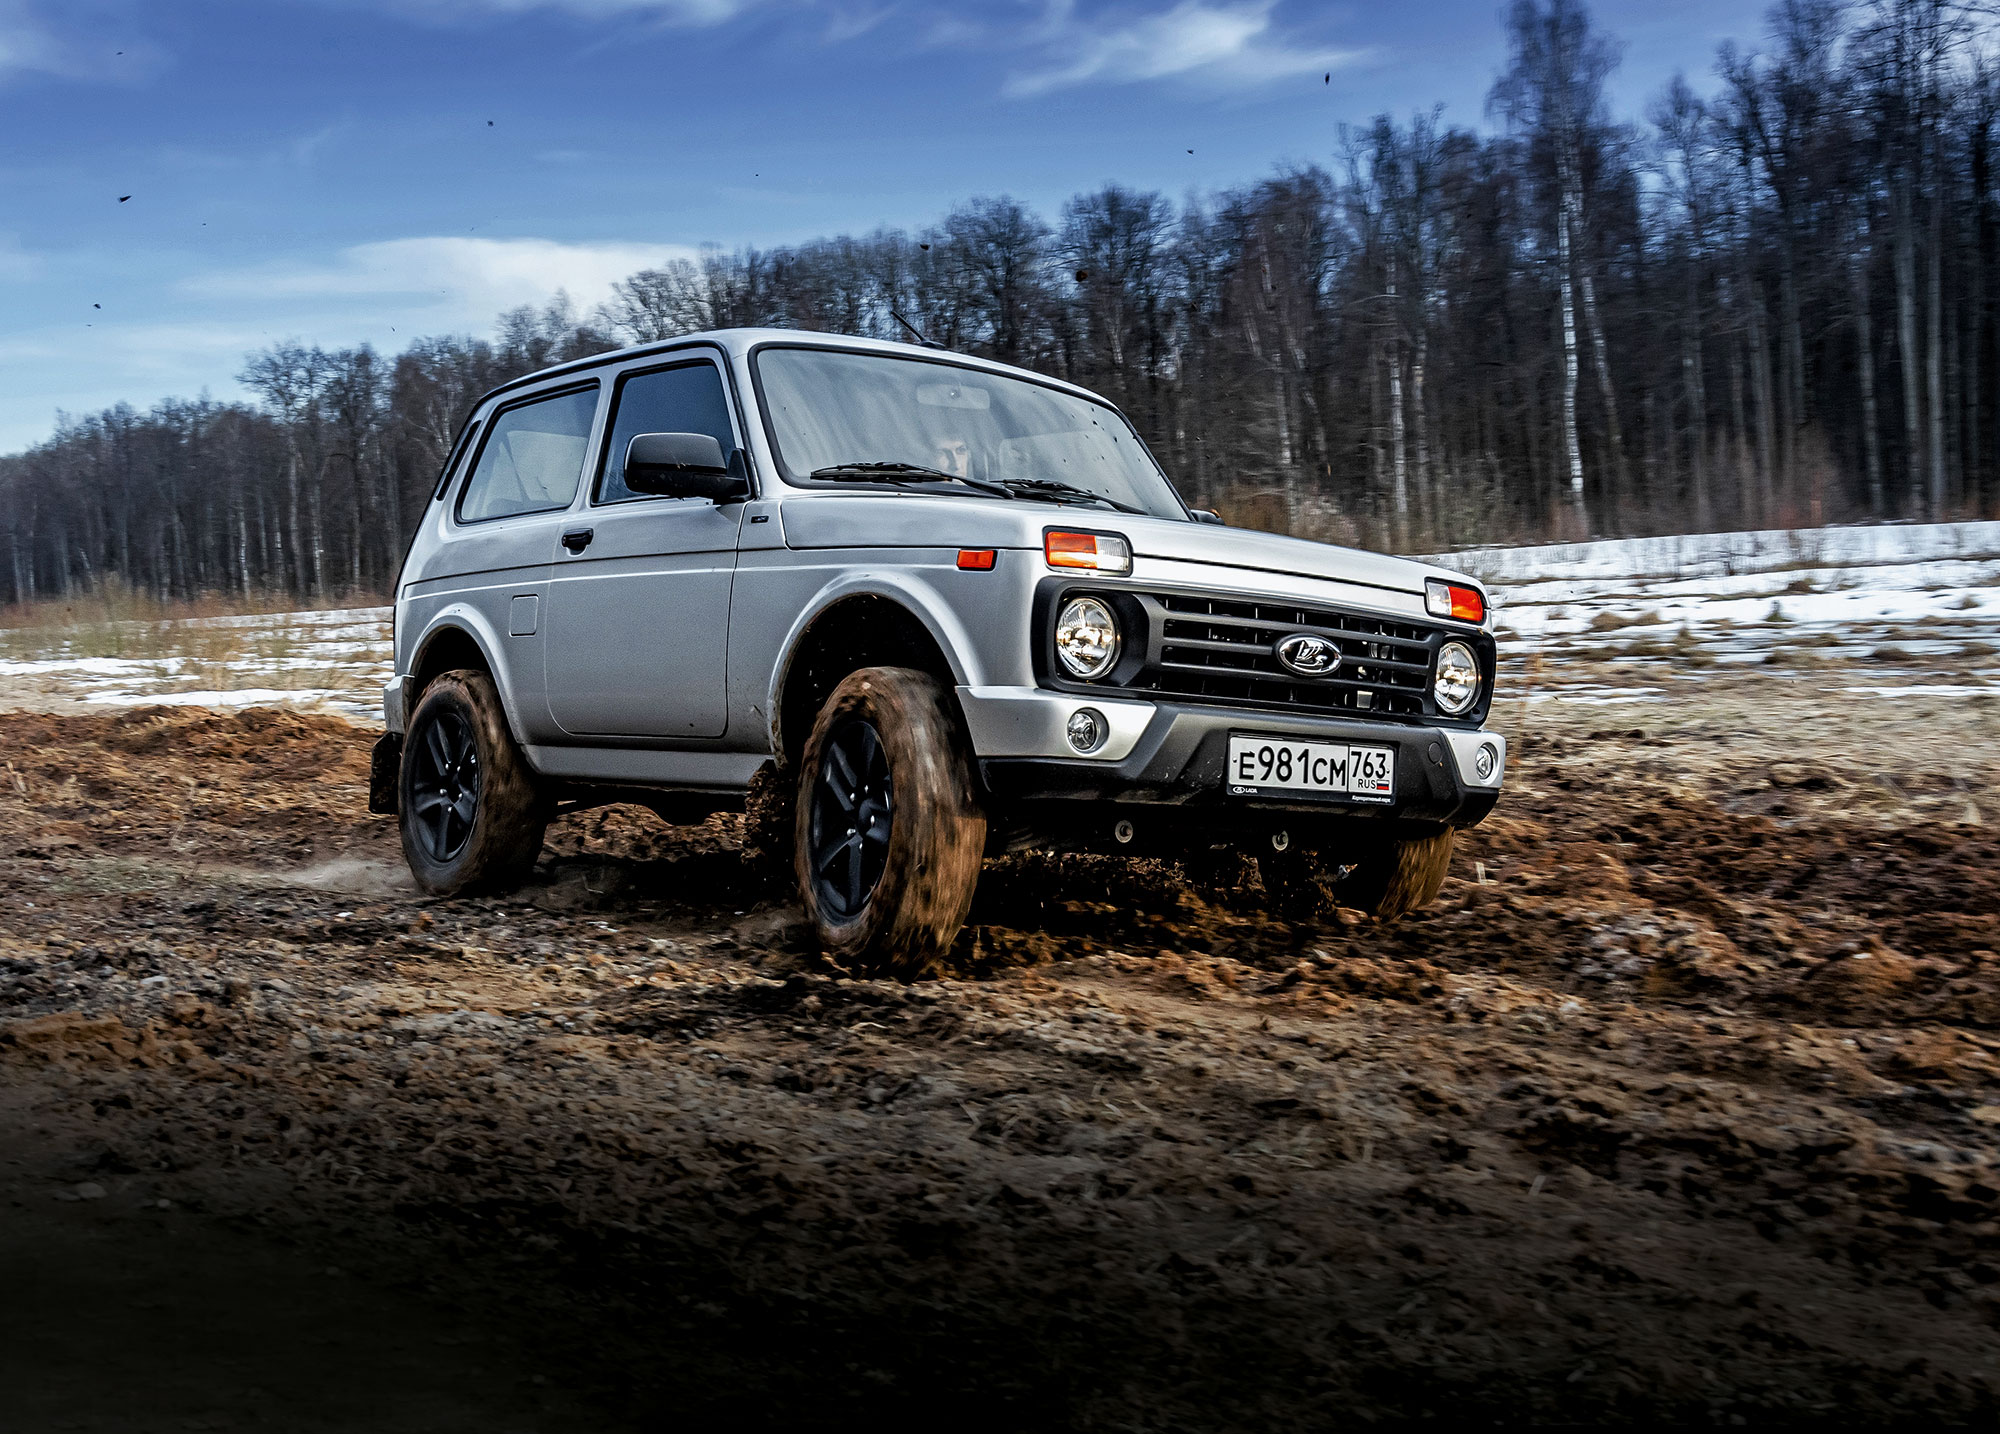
[10, 0, 2000, 607]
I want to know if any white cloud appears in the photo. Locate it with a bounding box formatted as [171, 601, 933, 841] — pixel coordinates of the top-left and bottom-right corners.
[820, 4, 894, 43]
[184, 235, 702, 327]
[0, 233, 42, 281]
[0, 0, 75, 80]
[371, 0, 760, 20]
[1003, 0, 1363, 98]
[0, 1, 169, 85]
[0, 236, 705, 451]
[0, 320, 286, 452]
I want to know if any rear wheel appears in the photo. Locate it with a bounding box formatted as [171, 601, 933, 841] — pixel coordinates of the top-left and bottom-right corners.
[1258, 829, 1456, 925]
[794, 667, 986, 978]
[399, 669, 547, 895]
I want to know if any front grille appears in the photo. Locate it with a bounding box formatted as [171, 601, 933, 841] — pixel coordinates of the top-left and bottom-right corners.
[1131, 592, 1437, 720]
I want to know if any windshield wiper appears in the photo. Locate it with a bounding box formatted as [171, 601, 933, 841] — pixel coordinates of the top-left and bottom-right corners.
[997, 478, 1147, 515]
[809, 462, 1014, 500]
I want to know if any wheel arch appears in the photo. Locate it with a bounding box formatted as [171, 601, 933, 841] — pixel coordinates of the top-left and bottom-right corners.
[404, 611, 541, 753]
[771, 587, 967, 771]
[410, 619, 493, 698]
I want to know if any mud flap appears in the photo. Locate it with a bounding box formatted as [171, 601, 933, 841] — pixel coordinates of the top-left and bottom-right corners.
[368, 732, 403, 816]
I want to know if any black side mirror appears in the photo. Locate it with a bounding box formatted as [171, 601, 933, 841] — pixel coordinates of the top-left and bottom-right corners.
[1191, 509, 1225, 526]
[623, 432, 748, 501]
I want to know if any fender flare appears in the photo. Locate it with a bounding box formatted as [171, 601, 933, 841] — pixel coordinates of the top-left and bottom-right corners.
[765, 570, 981, 755]
[407, 606, 536, 751]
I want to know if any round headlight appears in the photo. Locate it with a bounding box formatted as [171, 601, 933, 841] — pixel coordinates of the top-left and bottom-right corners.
[1054, 596, 1120, 680]
[1434, 640, 1481, 715]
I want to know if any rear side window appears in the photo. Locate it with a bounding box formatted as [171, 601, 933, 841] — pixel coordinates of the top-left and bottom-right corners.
[457, 384, 599, 523]
[431, 418, 482, 501]
[596, 361, 741, 504]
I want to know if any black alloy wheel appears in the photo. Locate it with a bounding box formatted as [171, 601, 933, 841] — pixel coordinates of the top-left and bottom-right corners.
[808, 717, 894, 919]
[792, 666, 986, 977]
[407, 707, 481, 864]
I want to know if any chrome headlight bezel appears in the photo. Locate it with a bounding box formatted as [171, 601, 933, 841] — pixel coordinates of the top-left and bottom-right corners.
[1054, 595, 1121, 681]
[1433, 639, 1481, 715]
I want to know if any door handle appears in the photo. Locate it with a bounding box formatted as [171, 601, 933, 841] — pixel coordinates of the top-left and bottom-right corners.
[561, 527, 594, 554]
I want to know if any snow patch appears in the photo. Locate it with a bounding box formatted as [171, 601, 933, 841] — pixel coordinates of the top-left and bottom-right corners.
[82, 687, 344, 708]
[1426, 519, 2000, 585]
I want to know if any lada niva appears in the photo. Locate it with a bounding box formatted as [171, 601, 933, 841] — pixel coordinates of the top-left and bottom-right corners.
[371, 330, 1504, 975]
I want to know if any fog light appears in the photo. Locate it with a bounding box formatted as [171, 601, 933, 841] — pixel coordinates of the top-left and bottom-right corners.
[1066, 707, 1107, 753]
[1474, 743, 1497, 781]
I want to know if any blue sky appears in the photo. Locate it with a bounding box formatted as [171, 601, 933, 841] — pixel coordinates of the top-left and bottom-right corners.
[0, 0, 1761, 452]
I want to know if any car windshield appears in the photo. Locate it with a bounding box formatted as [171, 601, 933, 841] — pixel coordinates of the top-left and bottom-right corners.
[754, 347, 1188, 520]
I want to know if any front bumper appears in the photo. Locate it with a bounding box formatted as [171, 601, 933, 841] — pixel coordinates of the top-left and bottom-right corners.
[959, 685, 1504, 829]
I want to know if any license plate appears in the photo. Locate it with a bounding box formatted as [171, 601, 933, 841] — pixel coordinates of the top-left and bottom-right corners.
[1226, 735, 1396, 803]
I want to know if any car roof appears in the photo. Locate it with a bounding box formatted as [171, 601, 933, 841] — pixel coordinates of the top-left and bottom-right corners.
[472, 327, 1112, 414]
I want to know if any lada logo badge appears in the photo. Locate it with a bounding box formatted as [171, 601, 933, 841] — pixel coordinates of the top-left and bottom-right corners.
[1275, 633, 1340, 678]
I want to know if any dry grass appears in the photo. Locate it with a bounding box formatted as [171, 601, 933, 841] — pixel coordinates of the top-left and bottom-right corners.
[0, 583, 366, 659]
[1586, 608, 1663, 633]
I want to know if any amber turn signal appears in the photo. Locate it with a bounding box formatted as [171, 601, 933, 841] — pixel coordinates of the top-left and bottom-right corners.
[1425, 578, 1486, 624]
[956, 549, 997, 570]
[1044, 530, 1132, 576]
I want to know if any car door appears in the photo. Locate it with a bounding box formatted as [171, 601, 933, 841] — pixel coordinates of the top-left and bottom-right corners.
[542, 353, 747, 739]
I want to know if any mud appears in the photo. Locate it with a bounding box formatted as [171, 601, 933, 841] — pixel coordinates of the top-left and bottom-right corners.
[2, 681, 1998, 1427]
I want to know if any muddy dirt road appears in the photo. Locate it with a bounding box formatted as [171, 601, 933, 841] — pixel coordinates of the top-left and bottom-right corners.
[2, 675, 1998, 1428]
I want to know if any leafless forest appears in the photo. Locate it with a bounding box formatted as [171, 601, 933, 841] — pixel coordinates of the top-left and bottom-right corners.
[7, 0, 2000, 606]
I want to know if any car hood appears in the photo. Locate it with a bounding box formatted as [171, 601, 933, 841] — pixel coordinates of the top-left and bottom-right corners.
[778, 493, 1476, 599]
[1113, 513, 1461, 596]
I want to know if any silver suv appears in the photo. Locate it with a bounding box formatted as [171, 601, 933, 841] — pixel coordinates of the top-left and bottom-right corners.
[371, 330, 1504, 974]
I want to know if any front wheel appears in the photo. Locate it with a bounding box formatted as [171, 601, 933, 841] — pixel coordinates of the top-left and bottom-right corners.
[794, 667, 986, 978]
[399, 669, 548, 896]
[1258, 829, 1456, 925]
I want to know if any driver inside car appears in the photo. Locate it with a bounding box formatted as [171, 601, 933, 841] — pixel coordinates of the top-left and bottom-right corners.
[933, 434, 972, 479]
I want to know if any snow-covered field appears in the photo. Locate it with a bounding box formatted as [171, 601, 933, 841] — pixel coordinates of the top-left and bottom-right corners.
[1435, 521, 2000, 707]
[1, 521, 1996, 718]
[0, 607, 390, 719]
[1431, 518, 2000, 584]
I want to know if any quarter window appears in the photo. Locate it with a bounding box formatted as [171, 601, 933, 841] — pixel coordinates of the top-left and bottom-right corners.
[456, 384, 599, 523]
[431, 417, 482, 502]
[597, 361, 741, 504]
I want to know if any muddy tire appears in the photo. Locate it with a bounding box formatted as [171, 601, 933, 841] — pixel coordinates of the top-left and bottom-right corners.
[1258, 829, 1456, 925]
[794, 667, 986, 979]
[399, 669, 547, 896]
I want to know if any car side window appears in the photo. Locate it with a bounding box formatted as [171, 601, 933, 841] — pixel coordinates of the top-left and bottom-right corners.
[431, 418, 482, 502]
[596, 361, 742, 504]
[456, 384, 599, 523]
